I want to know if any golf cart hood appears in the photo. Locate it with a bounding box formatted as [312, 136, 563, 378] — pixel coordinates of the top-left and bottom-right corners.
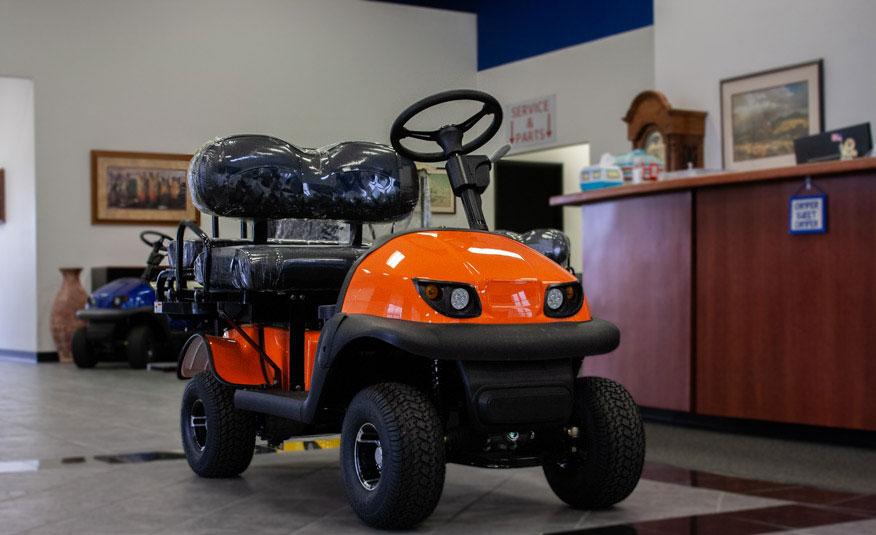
[340, 230, 591, 324]
[89, 277, 154, 310]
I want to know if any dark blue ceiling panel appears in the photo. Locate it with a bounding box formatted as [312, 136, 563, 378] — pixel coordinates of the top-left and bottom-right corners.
[372, 0, 654, 70]
[477, 0, 653, 70]
[370, 0, 477, 13]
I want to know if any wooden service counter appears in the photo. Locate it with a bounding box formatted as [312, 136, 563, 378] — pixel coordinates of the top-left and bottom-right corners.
[551, 158, 876, 431]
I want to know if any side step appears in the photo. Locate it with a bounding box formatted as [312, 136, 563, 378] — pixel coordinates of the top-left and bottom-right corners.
[234, 389, 308, 422]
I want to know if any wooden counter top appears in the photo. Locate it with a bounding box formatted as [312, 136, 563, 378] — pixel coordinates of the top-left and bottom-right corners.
[550, 157, 876, 206]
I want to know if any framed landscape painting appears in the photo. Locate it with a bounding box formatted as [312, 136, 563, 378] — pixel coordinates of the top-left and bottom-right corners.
[91, 150, 199, 225]
[419, 165, 456, 214]
[721, 60, 823, 171]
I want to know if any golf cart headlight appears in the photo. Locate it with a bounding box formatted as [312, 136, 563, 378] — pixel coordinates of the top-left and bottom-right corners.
[546, 288, 564, 310]
[415, 279, 481, 318]
[544, 282, 583, 318]
[450, 287, 470, 310]
[112, 295, 128, 307]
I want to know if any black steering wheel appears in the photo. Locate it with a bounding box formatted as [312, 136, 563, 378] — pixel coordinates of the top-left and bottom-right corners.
[390, 89, 503, 163]
[140, 230, 173, 251]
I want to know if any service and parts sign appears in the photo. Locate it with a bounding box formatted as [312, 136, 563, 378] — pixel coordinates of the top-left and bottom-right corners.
[507, 95, 556, 150]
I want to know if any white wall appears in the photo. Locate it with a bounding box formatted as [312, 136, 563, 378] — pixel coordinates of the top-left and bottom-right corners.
[505, 143, 590, 272]
[655, 0, 876, 169]
[0, 77, 37, 353]
[476, 27, 654, 246]
[0, 0, 476, 352]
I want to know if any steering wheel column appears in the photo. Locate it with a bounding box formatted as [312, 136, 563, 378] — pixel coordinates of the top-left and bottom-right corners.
[139, 230, 172, 281]
[390, 90, 503, 231]
[445, 154, 492, 230]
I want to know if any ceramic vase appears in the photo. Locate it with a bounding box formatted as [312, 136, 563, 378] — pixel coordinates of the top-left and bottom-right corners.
[50, 267, 88, 362]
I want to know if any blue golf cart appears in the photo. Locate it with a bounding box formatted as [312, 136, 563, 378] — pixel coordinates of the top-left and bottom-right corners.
[72, 231, 193, 368]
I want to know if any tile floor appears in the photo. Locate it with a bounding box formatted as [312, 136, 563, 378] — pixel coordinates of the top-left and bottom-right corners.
[0, 359, 874, 534]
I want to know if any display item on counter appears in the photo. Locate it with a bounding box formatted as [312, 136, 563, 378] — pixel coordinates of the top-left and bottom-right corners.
[613, 149, 663, 183]
[579, 153, 625, 190]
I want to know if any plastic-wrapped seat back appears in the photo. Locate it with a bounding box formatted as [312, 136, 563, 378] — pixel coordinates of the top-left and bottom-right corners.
[520, 229, 571, 267]
[188, 135, 418, 222]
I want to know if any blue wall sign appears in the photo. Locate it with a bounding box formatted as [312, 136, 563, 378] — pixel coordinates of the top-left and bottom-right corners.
[789, 193, 827, 235]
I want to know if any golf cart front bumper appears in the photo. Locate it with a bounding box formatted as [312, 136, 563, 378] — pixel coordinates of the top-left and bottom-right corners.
[76, 306, 153, 324]
[326, 314, 619, 362]
[324, 315, 619, 429]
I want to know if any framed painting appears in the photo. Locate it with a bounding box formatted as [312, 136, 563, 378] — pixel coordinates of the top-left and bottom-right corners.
[419, 165, 456, 214]
[91, 150, 199, 225]
[721, 60, 823, 171]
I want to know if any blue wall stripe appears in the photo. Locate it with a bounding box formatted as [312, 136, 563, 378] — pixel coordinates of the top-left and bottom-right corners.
[373, 0, 653, 71]
[477, 0, 653, 70]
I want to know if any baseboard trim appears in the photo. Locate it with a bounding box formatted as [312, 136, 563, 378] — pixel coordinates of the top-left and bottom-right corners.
[641, 407, 876, 449]
[36, 351, 59, 362]
[0, 349, 59, 363]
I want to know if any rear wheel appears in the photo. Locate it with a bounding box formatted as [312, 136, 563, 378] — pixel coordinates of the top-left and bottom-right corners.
[340, 383, 445, 529]
[126, 325, 158, 369]
[71, 327, 97, 368]
[543, 376, 645, 509]
[181, 372, 255, 478]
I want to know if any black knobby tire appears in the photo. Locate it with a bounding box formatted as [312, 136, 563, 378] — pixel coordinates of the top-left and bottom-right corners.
[71, 327, 97, 368]
[543, 376, 645, 509]
[126, 325, 158, 369]
[180, 371, 255, 478]
[340, 383, 445, 529]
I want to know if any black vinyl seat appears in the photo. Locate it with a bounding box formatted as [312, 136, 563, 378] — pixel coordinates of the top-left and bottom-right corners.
[193, 243, 369, 292]
[178, 135, 418, 294]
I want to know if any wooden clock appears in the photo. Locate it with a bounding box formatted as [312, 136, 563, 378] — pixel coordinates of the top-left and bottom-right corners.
[623, 91, 706, 171]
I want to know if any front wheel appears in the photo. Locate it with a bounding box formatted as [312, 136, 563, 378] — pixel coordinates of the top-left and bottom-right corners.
[543, 376, 645, 509]
[181, 372, 255, 478]
[126, 325, 158, 369]
[71, 327, 97, 368]
[340, 383, 445, 529]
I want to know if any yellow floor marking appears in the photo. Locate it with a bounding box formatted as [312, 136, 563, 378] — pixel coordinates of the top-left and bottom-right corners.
[279, 436, 341, 452]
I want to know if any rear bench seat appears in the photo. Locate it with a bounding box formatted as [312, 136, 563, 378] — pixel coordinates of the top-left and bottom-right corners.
[192, 243, 369, 292]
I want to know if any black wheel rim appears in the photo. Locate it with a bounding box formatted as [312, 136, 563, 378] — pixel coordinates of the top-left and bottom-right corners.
[189, 399, 207, 451]
[354, 422, 383, 491]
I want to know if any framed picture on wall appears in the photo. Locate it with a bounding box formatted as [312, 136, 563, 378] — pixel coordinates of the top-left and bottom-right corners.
[419, 164, 456, 214]
[721, 60, 823, 171]
[91, 150, 199, 225]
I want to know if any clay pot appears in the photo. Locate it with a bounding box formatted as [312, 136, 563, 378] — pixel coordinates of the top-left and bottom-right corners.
[50, 267, 88, 362]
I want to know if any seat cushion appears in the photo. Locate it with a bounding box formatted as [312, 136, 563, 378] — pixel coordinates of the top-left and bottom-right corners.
[167, 240, 204, 269]
[194, 244, 367, 291]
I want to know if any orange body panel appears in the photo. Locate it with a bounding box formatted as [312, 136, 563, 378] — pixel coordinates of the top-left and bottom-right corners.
[304, 330, 319, 391]
[341, 230, 591, 324]
[206, 326, 319, 390]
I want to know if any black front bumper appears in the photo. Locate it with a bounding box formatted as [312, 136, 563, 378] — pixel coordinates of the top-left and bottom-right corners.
[324, 314, 620, 362]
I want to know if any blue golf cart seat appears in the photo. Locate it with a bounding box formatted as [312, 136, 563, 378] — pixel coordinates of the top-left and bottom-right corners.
[179, 135, 418, 292]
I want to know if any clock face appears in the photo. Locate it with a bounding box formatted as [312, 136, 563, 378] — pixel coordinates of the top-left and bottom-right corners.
[644, 130, 666, 163]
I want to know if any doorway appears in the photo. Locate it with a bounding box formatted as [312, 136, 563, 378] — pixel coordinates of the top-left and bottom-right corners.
[493, 142, 590, 273]
[493, 160, 563, 232]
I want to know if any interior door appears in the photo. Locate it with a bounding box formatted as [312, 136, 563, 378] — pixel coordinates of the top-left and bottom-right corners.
[493, 161, 563, 232]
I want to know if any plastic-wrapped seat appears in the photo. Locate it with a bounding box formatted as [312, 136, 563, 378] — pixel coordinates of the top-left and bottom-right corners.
[194, 244, 369, 291]
[167, 240, 205, 270]
[184, 134, 418, 293]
